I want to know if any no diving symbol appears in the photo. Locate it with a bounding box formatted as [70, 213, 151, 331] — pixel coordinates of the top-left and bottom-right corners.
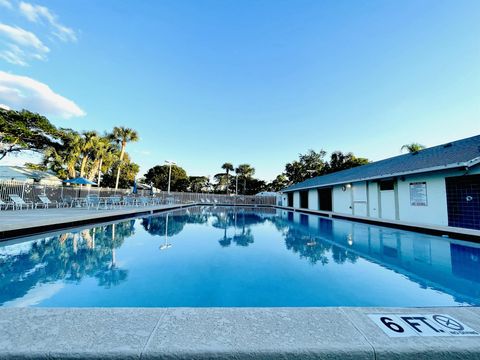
[432, 315, 464, 331]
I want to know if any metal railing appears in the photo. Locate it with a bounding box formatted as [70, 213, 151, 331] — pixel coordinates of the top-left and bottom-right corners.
[0, 180, 277, 207]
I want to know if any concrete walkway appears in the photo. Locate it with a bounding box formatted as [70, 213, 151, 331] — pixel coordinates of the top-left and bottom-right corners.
[0, 204, 194, 239]
[0, 306, 479, 359]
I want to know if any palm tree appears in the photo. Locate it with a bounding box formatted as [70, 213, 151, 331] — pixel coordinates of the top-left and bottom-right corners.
[109, 127, 139, 190]
[87, 136, 113, 185]
[401, 143, 425, 153]
[221, 162, 234, 194]
[236, 164, 255, 195]
[79, 131, 98, 178]
[42, 129, 82, 179]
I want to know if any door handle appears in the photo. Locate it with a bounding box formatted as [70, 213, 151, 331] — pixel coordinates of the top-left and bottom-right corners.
[466, 196, 473, 202]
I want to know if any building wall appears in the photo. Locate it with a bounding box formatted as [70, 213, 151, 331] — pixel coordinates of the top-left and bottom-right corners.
[284, 165, 480, 228]
[397, 173, 448, 225]
[308, 189, 319, 210]
[333, 184, 352, 214]
[293, 191, 300, 208]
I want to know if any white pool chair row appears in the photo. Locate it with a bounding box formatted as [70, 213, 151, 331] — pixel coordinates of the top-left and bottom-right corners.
[0, 194, 175, 211]
[0, 194, 70, 210]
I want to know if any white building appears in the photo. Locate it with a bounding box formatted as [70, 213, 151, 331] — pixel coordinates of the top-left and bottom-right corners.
[282, 135, 480, 230]
[0, 166, 62, 185]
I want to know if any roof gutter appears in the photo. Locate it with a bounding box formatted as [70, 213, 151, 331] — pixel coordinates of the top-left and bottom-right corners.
[282, 161, 474, 193]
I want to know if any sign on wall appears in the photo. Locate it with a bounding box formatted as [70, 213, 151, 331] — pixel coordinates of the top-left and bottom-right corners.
[368, 313, 479, 337]
[410, 182, 428, 206]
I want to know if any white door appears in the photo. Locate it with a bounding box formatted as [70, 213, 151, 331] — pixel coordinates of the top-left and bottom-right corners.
[380, 190, 396, 220]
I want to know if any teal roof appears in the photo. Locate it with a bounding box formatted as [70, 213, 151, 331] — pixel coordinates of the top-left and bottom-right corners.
[283, 134, 480, 192]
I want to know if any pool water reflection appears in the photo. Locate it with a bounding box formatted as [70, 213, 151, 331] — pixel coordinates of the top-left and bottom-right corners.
[0, 206, 479, 307]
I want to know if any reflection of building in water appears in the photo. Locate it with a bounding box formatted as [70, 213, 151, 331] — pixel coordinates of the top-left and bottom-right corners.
[281, 210, 480, 303]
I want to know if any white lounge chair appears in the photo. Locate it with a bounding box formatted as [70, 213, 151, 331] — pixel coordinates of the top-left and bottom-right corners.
[9, 194, 34, 210]
[36, 195, 60, 209]
[0, 198, 13, 210]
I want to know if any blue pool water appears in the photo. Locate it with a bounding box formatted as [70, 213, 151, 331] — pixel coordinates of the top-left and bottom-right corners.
[0, 206, 479, 307]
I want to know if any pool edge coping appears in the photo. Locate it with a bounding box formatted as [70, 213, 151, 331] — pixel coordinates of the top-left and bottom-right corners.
[1, 306, 480, 359]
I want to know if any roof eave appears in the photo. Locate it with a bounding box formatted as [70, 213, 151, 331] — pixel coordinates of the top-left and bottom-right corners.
[282, 162, 470, 192]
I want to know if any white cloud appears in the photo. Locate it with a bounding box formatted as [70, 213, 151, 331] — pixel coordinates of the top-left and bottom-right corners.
[0, 0, 12, 9]
[0, 23, 49, 65]
[19, 1, 77, 42]
[0, 71, 86, 118]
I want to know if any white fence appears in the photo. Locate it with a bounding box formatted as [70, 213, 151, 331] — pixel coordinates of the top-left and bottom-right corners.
[0, 180, 277, 206]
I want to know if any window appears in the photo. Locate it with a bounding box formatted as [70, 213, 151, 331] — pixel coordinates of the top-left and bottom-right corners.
[379, 180, 395, 191]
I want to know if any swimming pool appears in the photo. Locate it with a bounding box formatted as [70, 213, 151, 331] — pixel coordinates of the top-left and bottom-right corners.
[0, 206, 479, 307]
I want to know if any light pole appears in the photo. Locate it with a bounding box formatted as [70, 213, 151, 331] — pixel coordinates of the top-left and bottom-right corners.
[164, 160, 176, 194]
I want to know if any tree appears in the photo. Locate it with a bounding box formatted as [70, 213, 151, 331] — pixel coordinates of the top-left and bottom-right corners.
[86, 135, 115, 185]
[236, 164, 255, 195]
[144, 164, 189, 192]
[401, 143, 425, 153]
[109, 127, 139, 190]
[0, 109, 59, 161]
[269, 174, 289, 192]
[101, 153, 139, 189]
[245, 178, 267, 195]
[324, 151, 369, 174]
[284, 149, 327, 184]
[78, 131, 99, 178]
[41, 128, 82, 179]
[189, 176, 209, 192]
[221, 163, 234, 194]
[213, 173, 229, 193]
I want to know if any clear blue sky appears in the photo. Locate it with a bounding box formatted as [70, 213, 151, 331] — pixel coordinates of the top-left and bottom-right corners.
[1, 0, 479, 180]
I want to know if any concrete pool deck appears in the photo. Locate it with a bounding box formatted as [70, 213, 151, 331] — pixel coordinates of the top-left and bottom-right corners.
[1, 306, 480, 359]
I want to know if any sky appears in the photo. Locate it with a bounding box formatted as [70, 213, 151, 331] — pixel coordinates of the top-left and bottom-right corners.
[0, 0, 479, 181]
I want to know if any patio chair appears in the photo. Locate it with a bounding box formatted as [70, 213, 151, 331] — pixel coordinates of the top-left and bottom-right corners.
[36, 195, 60, 209]
[123, 196, 137, 207]
[105, 196, 122, 209]
[0, 198, 13, 210]
[60, 195, 74, 208]
[9, 194, 34, 210]
[138, 197, 150, 206]
[85, 194, 101, 210]
[151, 196, 161, 205]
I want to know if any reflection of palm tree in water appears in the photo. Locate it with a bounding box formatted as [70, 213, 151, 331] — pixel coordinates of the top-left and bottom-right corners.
[95, 222, 130, 288]
[232, 210, 254, 247]
[215, 212, 233, 247]
[0, 221, 134, 304]
[215, 209, 255, 247]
